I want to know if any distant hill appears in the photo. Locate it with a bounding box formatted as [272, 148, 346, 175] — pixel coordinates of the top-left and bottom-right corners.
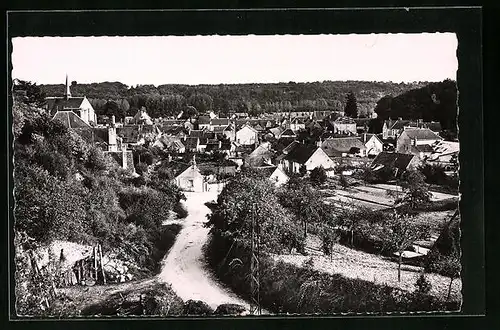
[40, 80, 427, 119]
[373, 79, 457, 132]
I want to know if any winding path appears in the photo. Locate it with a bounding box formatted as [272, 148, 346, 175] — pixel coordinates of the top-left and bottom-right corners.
[158, 186, 253, 311]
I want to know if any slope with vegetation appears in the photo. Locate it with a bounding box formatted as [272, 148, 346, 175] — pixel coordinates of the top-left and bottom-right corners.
[204, 169, 461, 314]
[12, 85, 187, 316]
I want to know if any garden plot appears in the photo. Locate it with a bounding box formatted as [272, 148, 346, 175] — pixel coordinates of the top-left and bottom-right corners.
[368, 183, 457, 201]
[272, 235, 462, 301]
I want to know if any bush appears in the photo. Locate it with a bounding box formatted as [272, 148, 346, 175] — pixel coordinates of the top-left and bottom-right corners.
[415, 273, 432, 295]
[205, 232, 460, 314]
[183, 300, 214, 316]
[135, 162, 149, 176]
[309, 166, 327, 186]
[173, 202, 188, 219]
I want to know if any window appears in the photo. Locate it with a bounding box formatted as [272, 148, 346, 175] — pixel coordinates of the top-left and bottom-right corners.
[188, 180, 194, 187]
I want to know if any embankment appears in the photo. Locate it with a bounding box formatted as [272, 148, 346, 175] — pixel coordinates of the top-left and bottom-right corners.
[205, 233, 461, 314]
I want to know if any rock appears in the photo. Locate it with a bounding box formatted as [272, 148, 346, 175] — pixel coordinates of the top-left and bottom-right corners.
[214, 304, 246, 316]
[183, 300, 214, 316]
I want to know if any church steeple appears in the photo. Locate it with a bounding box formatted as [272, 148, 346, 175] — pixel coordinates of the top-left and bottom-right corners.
[65, 74, 71, 100]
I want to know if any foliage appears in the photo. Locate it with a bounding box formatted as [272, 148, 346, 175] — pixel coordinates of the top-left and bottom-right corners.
[278, 177, 336, 240]
[420, 163, 458, 192]
[135, 162, 149, 176]
[205, 233, 460, 314]
[374, 79, 457, 132]
[361, 166, 395, 184]
[41, 80, 425, 120]
[415, 273, 432, 295]
[13, 80, 47, 107]
[309, 166, 327, 186]
[207, 172, 304, 254]
[183, 300, 214, 315]
[380, 211, 430, 281]
[339, 174, 349, 189]
[398, 170, 432, 210]
[344, 91, 358, 118]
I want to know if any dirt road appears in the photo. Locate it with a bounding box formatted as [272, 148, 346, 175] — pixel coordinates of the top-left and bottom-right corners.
[158, 187, 253, 311]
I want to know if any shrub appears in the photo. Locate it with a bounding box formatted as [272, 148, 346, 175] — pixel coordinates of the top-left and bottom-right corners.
[135, 162, 149, 176]
[205, 232, 460, 314]
[183, 300, 214, 315]
[309, 166, 327, 186]
[415, 273, 432, 295]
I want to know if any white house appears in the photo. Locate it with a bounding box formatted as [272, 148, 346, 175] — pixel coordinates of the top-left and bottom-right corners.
[46, 75, 96, 125]
[268, 166, 289, 186]
[359, 133, 384, 157]
[396, 128, 443, 155]
[236, 124, 259, 145]
[280, 142, 334, 174]
[174, 156, 207, 192]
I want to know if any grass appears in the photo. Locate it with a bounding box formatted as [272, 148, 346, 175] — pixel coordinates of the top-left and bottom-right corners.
[205, 233, 461, 314]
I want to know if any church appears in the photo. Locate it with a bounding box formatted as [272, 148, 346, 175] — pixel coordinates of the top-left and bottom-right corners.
[45, 75, 97, 125]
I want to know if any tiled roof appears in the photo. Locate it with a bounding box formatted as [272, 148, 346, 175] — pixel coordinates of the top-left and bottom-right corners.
[280, 128, 296, 137]
[284, 143, 318, 164]
[391, 120, 417, 130]
[415, 144, 434, 153]
[47, 97, 85, 114]
[189, 130, 205, 138]
[52, 111, 90, 129]
[321, 137, 367, 157]
[198, 116, 211, 124]
[211, 118, 229, 126]
[183, 137, 199, 149]
[371, 152, 416, 172]
[403, 128, 442, 140]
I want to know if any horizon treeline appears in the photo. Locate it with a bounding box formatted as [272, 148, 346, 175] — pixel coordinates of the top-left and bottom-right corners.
[36, 79, 457, 132]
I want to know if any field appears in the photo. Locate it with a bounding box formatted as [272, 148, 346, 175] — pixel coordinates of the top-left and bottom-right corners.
[272, 234, 462, 301]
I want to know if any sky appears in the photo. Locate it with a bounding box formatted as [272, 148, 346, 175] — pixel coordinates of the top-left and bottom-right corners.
[11, 33, 457, 86]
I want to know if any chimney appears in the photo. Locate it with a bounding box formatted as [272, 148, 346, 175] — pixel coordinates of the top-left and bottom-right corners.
[191, 154, 197, 167]
[65, 74, 71, 100]
[413, 137, 418, 146]
[122, 149, 127, 169]
[316, 138, 323, 148]
[111, 115, 116, 126]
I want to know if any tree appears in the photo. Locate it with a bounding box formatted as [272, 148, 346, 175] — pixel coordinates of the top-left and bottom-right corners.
[309, 166, 327, 186]
[344, 91, 358, 118]
[207, 173, 303, 253]
[13, 80, 46, 107]
[398, 170, 432, 210]
[381, 211, 430, 281]
[299, 164, 307, 177]
[278, 178, 331, 240]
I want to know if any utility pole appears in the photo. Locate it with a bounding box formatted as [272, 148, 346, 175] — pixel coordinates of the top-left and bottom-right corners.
[249, 202, 261, 315]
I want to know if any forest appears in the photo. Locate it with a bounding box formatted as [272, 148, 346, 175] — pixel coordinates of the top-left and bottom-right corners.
[39, 80, 428, 120]
[373, 79, 458, 132]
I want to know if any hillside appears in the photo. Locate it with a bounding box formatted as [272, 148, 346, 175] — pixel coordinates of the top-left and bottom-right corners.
[12, 94, 187, 316]
[40, 80, 427, 119]
[373, 79, 457, 131]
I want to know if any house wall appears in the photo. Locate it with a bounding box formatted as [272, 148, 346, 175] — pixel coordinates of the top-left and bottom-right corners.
[365, 136, 383, 155]
[176, 170, 205, 192]
[396, 133, 412, 153]
[333, 123, 357, 135]
[269, 168, 289, 186]
[397, 131, 440, 154]
[304, 149, 335, 171]
[80, 97, 96, 124]
[236, 126, 258, 145]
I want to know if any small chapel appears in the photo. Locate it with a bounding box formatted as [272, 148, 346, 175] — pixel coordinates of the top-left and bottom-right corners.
[45, 75, 97, 126]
